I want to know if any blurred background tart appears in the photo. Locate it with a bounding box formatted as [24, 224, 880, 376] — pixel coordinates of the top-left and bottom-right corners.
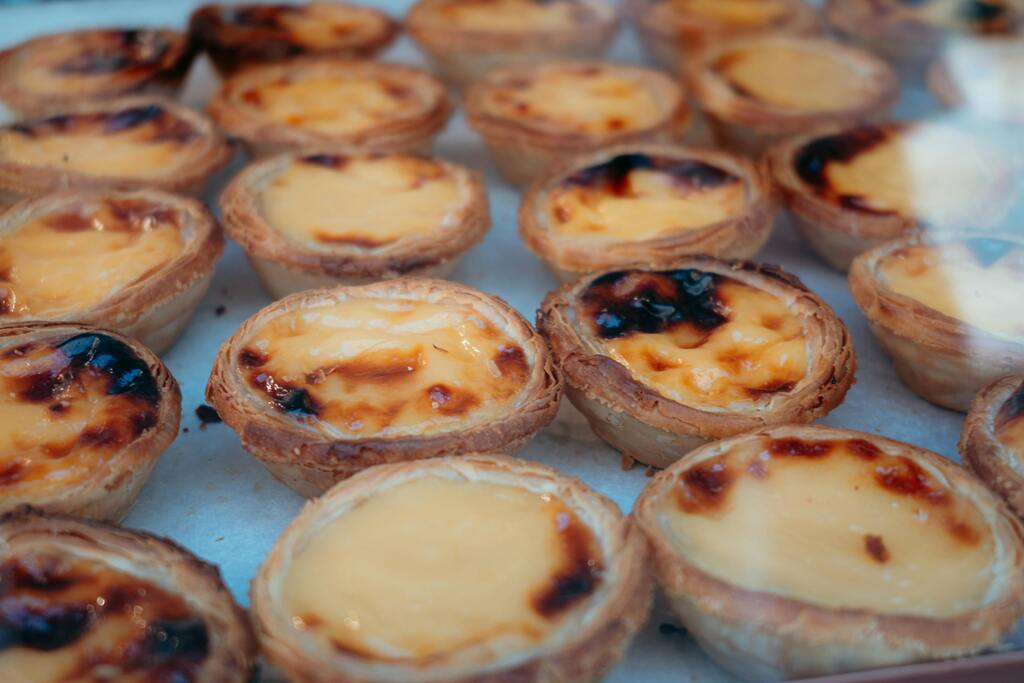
[929, 37, 1024, 124]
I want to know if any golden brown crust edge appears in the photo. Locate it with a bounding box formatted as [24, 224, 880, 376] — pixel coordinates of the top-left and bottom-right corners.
[960, 375, 1024, 518]
[207, 280, 563, 497]
[633, 423, 1024, 682]
[251, 453, 652, 683]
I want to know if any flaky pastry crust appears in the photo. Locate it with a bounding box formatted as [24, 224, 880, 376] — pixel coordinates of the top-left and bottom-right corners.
[251, 453, 652, 683]
[961, 375, 1024, 518]
[537, 257, 856, 469]
[207, 280, 562, 497]
[634, 424, 1024, 682]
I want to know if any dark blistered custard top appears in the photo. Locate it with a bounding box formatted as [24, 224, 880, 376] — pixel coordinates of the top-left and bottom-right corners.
[0, 554, 208, 681]
[0, 333, 161, 495]
[884, 0, 1020, 34]
[575, 268, 808, 407]
[995, 380, 1024, 452]
[662, 433, 997, 616]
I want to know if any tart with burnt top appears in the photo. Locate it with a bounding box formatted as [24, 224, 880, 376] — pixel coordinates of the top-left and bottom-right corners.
[849, 232, 1024, 412]
[0, 323, 179, 522]
[406, 0, 619, 87]
[207, 279, 561, 497]
[252, 454, 651, 683]
[464, 62, 690, 187]
[0, 509, 255, 682]
[189, 2, 398, 76]
[520, 145, 777, 281]
[0, 189, 223, 354]
[208, 57, 452, 159]
[628, 0, 820, 74]
[634, 424, 1024, 681]
[962, 375, 1024, 518]
[537, 258, 855, 468]
[928, 37, 1024, 124]
[685, 35, 899, 155]
[0, 96, 231, 208]
[768, 121, 1016, 271]
[221, 151, 490, 298]
[0, 27, 195, 117]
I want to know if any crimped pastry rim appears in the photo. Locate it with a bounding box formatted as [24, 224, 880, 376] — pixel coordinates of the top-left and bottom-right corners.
[960, 374, 1024, 516]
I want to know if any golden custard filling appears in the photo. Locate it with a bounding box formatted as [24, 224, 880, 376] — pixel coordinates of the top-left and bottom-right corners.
[0, 104, 200, 178]
[545, 153, 746, 242]
[714, 43, 872, 110]
[433, 0, 591, 31]
[284, 475, 603, 659]
[995, 384, 1024, 455]
[481, 66, 665, 135]
[879, 238, 1024, 340]
[258, 2, 390, 49]
[0, 198, 185, 318]
[259, 154, 463, 249]
[793, 124, 1000, 226]
[0, 554, 208, 682]
[578, 269, 807, 407]
[660, 435, 998, 616]
[238, 76, 434, 135]
[667, 0, 794, 25]
[238, 297, 532, 436]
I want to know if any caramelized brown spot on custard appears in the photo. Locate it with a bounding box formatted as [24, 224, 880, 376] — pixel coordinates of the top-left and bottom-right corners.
[426, 383, 480, 416]
[745, 380, 796, 398]
[8, 104, 198, 144]
[793, 124, 894, 213]
[873, 457, 951, 506]
[675, 457, 733, 514]
[864, 534, 890, 563]
[531, 508, 604, 618]
[45, 198, 180, 235]
[768, 437, 834, 459]
[238, 347, 268, 368]
[562, 153, 739, 198]
[53, 29, 175, 77]
[249, 371, 320, 417]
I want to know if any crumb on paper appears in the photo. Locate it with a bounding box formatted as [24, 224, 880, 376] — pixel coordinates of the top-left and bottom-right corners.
[659, 622, 686, 636]
[645, 466, 656, 478]
[215, 305, 227, 316]
[195, 404, 222, 429]
[621, 453, 636, 471]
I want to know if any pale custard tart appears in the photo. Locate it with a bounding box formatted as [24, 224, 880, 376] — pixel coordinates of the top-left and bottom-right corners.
[0, 27, 196, 117]
[220, 151, 490, 298]
[768, 121, 1017, 271]
[962, 375, 1024, 518]
[685, 35, 899, 155]
[929, 37, 1024, 125]
[207, 280, 561, 497]
[208, 57, 452, 159]
[0, 96, 231, 209]
[634, 424, 1024, 682]
[189, 2, 398, 76]
[519, 145, 777, 282]
[850, 232, 1024, 412]
[0, 509, 256, 683]
[0, 189, 223, 355]
[464, 62, 691, 187]
[0, 323, 179, 522]
[406, 0, 619, 87]
[537, 258, 855, 469]
[251, 454, 651, 683]
[628, 0, 820, 74]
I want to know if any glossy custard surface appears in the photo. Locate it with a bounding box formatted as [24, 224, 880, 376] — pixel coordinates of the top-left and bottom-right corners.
[0, 553, 208, 682]
[0, 333, 160, 497]
[479, 65, 665, 135]
[794, 124, 999, 225]
[430, 0, 593, 31]
[667, 0, 794, 25]
[239, 297, 532, 436]
[0, 198, 185, 317]
[879, 238, 1024, 339]
[0, 105, 200, 178]
[545, 153, 746, 242]
[661, 435, 997, 615]
[219, 2, 391, 49]
[284, 475, 603, 659]
[714, 42, 872, 110]
[578, 269, 807, 407]
[259, 154, 462, 249]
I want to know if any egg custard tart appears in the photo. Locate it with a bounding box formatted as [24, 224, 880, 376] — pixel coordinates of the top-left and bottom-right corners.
[686, 35, 899, 155]
[0, 190, 223, 354]
[962, 375, 1024, 518]
[208, 58, 452, 159]
[252, 454, 651, 683]
[537, 258, 855, 469]
[0, 28, 195, 117]
[628, 0, 820, 74]
[189, 2, 398, 76]
[0, 509, 256, 683]
[207, 280, 561, 497]
[929, 37, 1024, 125]
[0, 323, 179, 522]
[849, 232, 1024, 412]
[405, 0, 619, 87]
[464, 62, 690, 187]
[221, 151, 489, 298]
[634, 424, 1024, 682]
[768, 122, 1016, 271]
[0, 96, 231, 209]
[519, 145, 777, 282]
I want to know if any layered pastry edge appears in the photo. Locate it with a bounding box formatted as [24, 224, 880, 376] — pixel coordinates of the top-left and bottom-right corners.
[961, 374, 1024, 518]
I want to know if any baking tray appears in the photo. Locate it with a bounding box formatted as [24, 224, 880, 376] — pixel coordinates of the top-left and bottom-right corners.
[1, 1, 1022, 681]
